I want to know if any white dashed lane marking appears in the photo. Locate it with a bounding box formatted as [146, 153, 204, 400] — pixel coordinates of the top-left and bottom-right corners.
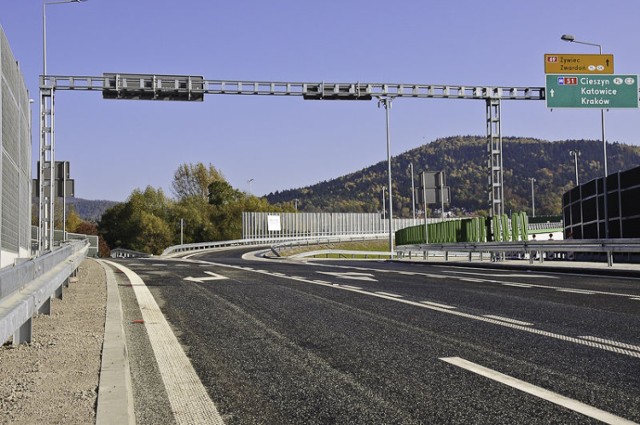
[440, 357, 637, 425]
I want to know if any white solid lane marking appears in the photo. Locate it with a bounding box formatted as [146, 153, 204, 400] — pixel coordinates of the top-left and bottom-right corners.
[578, 336, 640, 353]
[374, 291, 403, 298]
[502, 283, 534, 288]
[342, 285, 363, 290]
[483, 315, 533, 326]
[556, 288, 596, 295]
[104, 261, 224, 425]
[420, 301, 457, 310]
[440, 357, 637, 425]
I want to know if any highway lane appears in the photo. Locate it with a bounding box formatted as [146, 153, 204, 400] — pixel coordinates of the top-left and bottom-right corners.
[112, 248, 640, 424]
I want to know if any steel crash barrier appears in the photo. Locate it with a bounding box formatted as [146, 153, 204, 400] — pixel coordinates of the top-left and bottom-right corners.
[162, 234, 388, 257]
[395, 239, 640, 267]
[0, 239, 89, 345]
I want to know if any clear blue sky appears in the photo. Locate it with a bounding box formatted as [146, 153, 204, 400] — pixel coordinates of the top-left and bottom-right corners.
[2, 0, 639, 201]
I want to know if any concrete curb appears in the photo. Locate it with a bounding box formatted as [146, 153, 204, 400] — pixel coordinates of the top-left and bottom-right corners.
[96, 260, 136, 425]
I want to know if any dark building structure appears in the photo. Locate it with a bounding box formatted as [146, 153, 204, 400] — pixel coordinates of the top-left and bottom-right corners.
[563, 165, 640, 239]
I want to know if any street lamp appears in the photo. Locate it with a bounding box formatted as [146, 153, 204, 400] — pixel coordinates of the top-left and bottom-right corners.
[529, 177, 536, 217]
[41, 0, 87, 249]
[569, 149, 581, 186]
[377, 97, 394, 255]
[561, 33, 609, 238]
[408, 163, 416, 220]
[247, 178, 254, 194]
[44, 0, 88, 75]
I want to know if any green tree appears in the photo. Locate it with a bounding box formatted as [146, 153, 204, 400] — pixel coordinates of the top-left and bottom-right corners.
[99, 186, 174, 254]
[208, 180, 242, 207]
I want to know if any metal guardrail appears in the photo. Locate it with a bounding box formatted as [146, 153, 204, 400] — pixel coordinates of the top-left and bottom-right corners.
[161, 234, 388, 257]
[396, 239, 640, 267]
[270, 234, 388, 255]
[162, 237, 300, 256]
[0, 239, 89, 345]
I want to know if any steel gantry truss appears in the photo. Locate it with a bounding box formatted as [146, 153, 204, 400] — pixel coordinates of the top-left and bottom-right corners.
[38, 74, 545, 250]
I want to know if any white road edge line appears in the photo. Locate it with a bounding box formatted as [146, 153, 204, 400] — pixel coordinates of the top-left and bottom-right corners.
[103, 260, 224, 425]
[440, 357, 637, 425]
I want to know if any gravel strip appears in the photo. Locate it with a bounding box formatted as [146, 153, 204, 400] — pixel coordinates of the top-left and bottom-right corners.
[0, 259, 106, 425]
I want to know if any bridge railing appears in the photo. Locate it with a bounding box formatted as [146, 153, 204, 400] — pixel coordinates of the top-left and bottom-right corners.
[395, 239, 640, 267]
[0, 239, 88, 345]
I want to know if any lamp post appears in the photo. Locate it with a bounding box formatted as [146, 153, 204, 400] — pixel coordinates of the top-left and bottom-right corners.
[42, 0, 87, 249]
[408, 163, 416, 220]
[44, 0, 88, 76]
[377, 97, 394, 255]
[247, 178, 254, 194]
[570, 149, 581, 186]
[530, 177, 536, 217]
[561, 34, 609, 238]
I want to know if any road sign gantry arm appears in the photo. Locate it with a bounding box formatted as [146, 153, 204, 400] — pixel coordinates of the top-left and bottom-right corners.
[41, 74, 546, 101]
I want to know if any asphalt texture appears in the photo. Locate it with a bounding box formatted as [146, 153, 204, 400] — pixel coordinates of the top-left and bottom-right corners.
[113, 249, 640, 424]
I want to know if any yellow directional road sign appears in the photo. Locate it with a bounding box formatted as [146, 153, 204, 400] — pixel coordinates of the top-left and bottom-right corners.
[545, 54, 614, 74]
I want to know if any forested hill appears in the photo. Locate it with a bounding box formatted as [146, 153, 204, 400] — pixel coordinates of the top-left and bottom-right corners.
[265, 136, 640, 216]
[67, 198, 119, 222]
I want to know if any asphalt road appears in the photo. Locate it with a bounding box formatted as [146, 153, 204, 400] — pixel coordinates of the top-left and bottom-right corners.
[113, 248, 640, 424]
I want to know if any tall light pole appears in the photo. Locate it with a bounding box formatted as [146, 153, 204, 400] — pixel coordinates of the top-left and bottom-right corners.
[529, 177, 536, 217]
[377, 97, 394, 255]
[561, 34, 609, 238]
[42, 0, 87, 249]
[408, 163, 416, 220]
[570, 149, 581, 186]
[247, 178, 254, 194]
[44, 0, 88, 76]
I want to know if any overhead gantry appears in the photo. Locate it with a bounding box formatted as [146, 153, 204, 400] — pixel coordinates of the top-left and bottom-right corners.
[38, 73, 545, 251]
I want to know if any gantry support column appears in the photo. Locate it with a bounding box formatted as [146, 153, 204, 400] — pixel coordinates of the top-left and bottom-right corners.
[39, 82, 55, 252]
[486, 98, 504, 240]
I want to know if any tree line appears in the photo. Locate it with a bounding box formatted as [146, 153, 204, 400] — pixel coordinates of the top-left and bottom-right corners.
[63, 136, 640, 256]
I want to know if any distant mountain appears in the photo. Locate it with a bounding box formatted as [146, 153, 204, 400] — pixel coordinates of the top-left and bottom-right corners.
[266, 136, 640, 216]
[67, 198, 119, 222]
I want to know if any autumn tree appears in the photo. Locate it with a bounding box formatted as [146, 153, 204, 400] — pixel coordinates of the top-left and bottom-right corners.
[172, 163, 225, 200]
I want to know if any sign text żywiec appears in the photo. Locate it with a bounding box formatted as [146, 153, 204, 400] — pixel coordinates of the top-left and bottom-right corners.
[544, 54, 614, 74]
